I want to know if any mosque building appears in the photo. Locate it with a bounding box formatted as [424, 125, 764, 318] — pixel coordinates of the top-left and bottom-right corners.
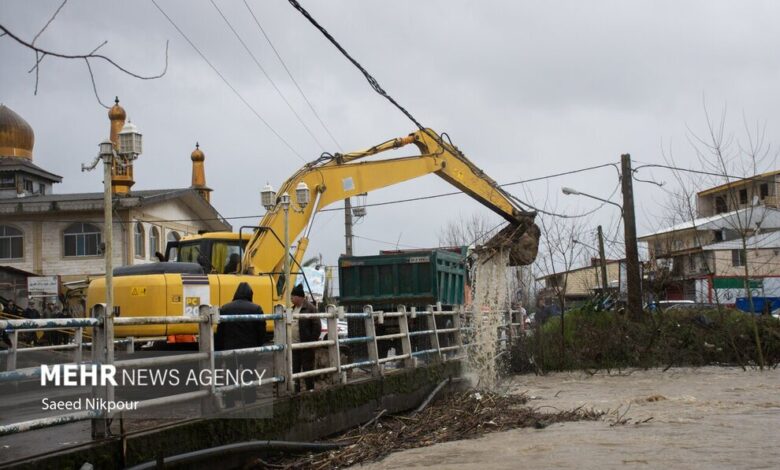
[0, 99, 229, 305]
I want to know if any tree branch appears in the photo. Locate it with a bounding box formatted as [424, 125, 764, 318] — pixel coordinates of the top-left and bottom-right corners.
[1, 24, 169, 79]
[1, 20, 168, 105]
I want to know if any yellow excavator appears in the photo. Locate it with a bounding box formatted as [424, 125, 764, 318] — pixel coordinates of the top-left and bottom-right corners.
[86, 129, 540, 340]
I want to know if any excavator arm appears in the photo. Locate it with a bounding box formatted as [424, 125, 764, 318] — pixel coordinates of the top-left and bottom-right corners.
[242, 129, 540, 280]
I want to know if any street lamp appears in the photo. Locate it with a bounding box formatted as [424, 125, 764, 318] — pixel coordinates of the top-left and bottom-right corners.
[82, 128, 144, 319]
[295, 182, 310, 209]
[262, 183, 311, 309]
[561, 187, 580, 196]
[561, 187, 623, 215]
[118, 120, 142, 157]
[82, 124, 142, 437]
[261, 183, 276, 211]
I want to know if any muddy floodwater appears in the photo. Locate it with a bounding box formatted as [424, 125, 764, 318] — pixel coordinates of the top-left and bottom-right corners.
[359, 367, 780, 469]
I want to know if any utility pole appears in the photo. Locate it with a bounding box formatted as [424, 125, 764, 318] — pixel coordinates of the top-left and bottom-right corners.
[621, 154, 643, 319]
[344, 197, 353, 255]
[597, 225, 608, 294]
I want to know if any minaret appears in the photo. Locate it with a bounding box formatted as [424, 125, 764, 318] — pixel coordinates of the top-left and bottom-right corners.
[108, 97, 135, 195]
[190, 142, 212, 202]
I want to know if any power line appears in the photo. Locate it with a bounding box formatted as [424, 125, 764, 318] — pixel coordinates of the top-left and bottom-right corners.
[286, 0, 425, 133]
[209, 0, 328, 152]
[150, 0, 305, 161]
[352, 234, 423, 250]
[242, 0, 343, 151]
[633, 163, 762, 183]
[3, 160, 621, 224]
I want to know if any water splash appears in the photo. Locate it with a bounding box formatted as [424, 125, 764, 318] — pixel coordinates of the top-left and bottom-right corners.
[466, 249, 510, 390]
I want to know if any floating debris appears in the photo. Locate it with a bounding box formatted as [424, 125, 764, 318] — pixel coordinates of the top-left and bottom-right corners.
[254, 390, 604, 469]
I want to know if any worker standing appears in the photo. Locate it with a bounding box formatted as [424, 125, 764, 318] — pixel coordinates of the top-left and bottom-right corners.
[291, 283, 319, 392]
[215, 282, 267, 407]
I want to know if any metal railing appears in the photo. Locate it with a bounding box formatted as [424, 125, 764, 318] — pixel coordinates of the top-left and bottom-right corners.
[0, 302, 510, 439]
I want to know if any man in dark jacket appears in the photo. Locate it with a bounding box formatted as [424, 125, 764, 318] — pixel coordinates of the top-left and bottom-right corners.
[291, 283, 319, 392]
[215, 282, 267, 406]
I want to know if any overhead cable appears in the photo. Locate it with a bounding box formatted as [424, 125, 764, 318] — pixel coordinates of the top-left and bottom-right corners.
[243, 0, 343, 151]
[151, 0, 305, 161]
[210, 0, 328, 151]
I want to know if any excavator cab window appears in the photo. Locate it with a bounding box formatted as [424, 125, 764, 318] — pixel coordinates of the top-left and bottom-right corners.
[211, 242, 243, 274]
[177, 243, 201, 265]
[162, 237, 247, 274]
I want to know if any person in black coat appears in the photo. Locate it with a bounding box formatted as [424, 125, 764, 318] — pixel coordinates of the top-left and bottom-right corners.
[291, 283, 319, 392]
[215, 282, 267, 406]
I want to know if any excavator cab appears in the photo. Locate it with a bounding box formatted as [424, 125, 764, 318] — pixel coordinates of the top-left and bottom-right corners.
[163, 232, 250, 274]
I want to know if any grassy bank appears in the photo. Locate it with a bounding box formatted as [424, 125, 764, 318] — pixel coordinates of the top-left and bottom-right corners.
[510, 307, 780, 373]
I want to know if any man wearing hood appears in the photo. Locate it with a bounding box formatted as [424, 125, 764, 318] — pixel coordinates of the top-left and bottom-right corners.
[291, 283, 319, 392]
[215, 282, 267, 406]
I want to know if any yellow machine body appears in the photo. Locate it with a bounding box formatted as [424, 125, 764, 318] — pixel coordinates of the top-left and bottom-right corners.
[86, 129, 539, 341]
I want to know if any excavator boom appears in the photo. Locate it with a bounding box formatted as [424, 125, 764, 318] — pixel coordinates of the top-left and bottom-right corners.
[243, 129, 540, 278]
[86, 129, 540, 341]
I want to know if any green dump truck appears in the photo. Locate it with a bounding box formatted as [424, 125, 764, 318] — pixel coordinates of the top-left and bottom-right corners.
[338, 247, 468, 358]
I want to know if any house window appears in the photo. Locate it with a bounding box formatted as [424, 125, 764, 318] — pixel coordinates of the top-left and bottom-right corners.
[38, 183, 46, 195]
[760, 183, 769, 199]
[0, 225, 23, 259]
[64, 223, 102, 257]
[731, 249, 746, 267]
[23, 179, 33, 192]
[715, 196, 727, 214]
[0, 175, 15, 189]
[739, 189, 748, 205]
[134, 222, 145, 259]
[166, 231, 181, 260]
[149, 226, 160, 255]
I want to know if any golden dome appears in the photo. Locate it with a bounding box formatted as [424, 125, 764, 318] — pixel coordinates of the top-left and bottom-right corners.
[191, 142, 205, 162]
[0, 104, 34, 159]
[108, 96, 126, 121]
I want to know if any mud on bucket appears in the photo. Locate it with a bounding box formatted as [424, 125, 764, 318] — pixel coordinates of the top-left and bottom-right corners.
[479, 222, 540, 266]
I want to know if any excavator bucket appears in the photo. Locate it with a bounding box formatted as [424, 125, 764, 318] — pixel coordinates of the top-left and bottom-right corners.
[480, 220, 541, 266]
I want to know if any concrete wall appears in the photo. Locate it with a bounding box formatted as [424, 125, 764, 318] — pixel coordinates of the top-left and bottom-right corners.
[711, 247, 780, 277]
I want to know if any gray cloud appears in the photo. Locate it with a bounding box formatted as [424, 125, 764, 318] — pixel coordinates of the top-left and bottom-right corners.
[1, 0, 779, 266]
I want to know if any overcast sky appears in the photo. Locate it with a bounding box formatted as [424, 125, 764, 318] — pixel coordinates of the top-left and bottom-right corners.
[2, 0, 779, 268]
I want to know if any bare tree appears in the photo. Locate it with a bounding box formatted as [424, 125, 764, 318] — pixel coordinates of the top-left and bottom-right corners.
[534, 213, 586, 314]
[437, 212, 498, 248]
[649, 104, 779, 369]
[0, 1, 168, 108]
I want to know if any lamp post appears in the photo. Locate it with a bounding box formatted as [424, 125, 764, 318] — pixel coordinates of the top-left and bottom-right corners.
[280, 192, 291, 307]
[260, 182, 310, 308]
[81, 121, 141, 438]
[82, 123, 143, 320]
